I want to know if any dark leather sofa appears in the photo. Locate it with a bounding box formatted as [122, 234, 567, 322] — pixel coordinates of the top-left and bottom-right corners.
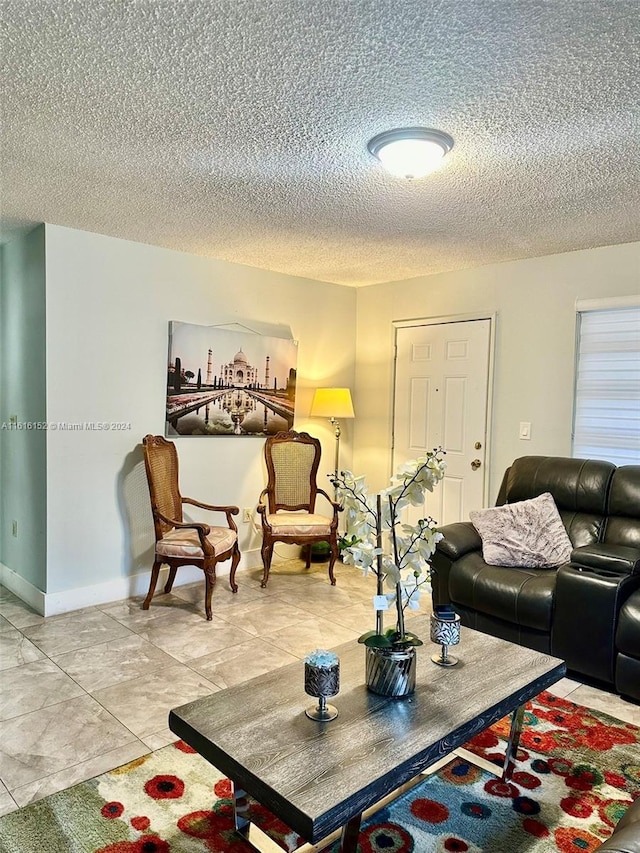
[432, 456, 640, 700]
[597, 796, 640, 852]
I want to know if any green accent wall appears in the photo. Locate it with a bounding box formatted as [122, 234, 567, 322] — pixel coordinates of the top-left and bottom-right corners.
[0, 225, 47, 590]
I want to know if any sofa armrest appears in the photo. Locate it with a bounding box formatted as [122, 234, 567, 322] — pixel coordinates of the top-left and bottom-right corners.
[595, 822, 640, 852]
[436, 522, 482, 561]
[595, 795, 640, 852]
[596, 795, 640, 850]
[570, 543, 640, 575]
[431, 522, 482, 608]
[552, 565, 640, 683]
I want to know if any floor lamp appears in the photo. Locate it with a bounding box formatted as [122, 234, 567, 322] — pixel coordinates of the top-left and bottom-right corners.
[309, 387, 355, 479]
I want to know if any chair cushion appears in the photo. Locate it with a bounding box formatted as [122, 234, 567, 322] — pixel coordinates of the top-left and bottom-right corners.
[156, 526, 237, 558]
[266, 512, 332, 536]
[470, 492, 572, 568]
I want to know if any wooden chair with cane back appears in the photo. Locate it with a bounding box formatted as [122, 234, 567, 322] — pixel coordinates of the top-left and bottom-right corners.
[257, 430, 341, 587]
[142, 434, 240, 620]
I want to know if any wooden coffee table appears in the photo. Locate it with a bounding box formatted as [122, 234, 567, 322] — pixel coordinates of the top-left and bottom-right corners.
[169, 619, 565, 852]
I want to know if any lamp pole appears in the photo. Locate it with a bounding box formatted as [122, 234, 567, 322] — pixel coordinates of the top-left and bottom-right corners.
[309, 387, 355, 497]
[330, 416, 341, 480]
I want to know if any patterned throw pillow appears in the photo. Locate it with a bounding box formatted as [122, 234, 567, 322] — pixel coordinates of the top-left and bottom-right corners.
[469, 492, 573, 568]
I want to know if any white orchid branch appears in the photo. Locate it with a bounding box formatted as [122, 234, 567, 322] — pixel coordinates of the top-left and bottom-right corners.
[332, 448, 447, 649]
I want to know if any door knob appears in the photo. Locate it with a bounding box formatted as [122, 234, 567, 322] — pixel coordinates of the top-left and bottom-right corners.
[471, 459, 482, 470]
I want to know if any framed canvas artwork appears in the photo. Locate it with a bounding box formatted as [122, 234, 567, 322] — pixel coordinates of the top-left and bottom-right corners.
[166, 322, 298, 437]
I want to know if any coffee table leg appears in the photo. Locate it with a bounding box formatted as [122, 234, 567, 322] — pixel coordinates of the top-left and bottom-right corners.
[340, 812, 362, 853]
[502, 705, 525, 780]
[234, 784, 251, 836]
[233, 784, 284, 853]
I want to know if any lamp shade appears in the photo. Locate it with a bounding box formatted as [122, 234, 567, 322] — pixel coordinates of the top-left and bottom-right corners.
[310, 388, 355, 419]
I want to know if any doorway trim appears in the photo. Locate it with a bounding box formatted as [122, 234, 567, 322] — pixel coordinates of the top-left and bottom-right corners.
[392, 311, 497, 509]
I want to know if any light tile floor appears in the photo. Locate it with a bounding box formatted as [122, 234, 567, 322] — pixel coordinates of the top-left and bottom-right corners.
[0, 558, 638, 818]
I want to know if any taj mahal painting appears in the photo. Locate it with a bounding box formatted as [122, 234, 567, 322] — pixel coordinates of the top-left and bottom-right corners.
[166, 321, 298, 437]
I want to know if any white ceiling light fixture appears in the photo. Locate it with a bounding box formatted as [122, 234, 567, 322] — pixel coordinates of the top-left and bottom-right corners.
[367, 127, 454, 179]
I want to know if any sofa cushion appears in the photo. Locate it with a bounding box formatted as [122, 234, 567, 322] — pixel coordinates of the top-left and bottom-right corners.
[557, 511, 608, 548]
[449, 553, 557, 631]
[502, 456, 615, 513]
[499, 456, 614, 546]
[470, 493, 572, 568]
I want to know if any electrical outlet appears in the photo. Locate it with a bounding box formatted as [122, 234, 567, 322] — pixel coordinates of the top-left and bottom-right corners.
[243, 507, 252, 523]
[12, 520, 17, 537]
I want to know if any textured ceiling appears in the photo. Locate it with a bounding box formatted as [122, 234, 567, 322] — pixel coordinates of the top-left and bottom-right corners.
[1, 0, 639, 286]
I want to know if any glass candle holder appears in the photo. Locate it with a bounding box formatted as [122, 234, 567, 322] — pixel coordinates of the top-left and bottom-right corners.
[430, 612, 461, 667]
[304, 649, 339, 721]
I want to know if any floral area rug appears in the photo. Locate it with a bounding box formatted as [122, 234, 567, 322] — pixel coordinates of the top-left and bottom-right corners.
[0, 691, 638, 853]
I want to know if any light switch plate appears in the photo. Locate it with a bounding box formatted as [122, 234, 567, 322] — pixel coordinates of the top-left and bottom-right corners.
[519, 422, 531, 440]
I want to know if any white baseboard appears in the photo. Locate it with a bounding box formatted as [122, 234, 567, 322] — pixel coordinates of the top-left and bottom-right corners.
[0, 547, 274, 618]
[0, 563, 46, 615]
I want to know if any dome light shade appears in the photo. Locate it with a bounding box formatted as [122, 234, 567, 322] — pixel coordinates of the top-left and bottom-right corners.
[367, 127, 454, 179]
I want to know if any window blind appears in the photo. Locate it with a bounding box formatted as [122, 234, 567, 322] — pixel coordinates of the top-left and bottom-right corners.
[573, 306, 640, 466]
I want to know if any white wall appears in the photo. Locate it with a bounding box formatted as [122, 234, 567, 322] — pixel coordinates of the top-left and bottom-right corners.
[44, 225, 356, 606]
[354, 241, 640, 501]
[7, 227, 637, 613]
[0, 225, 47, 591]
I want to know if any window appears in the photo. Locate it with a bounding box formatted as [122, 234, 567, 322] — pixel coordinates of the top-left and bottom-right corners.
[572, 304, 640, 466]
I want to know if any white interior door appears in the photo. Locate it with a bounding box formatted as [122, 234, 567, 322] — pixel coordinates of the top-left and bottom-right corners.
[393, 319, 492, 525]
